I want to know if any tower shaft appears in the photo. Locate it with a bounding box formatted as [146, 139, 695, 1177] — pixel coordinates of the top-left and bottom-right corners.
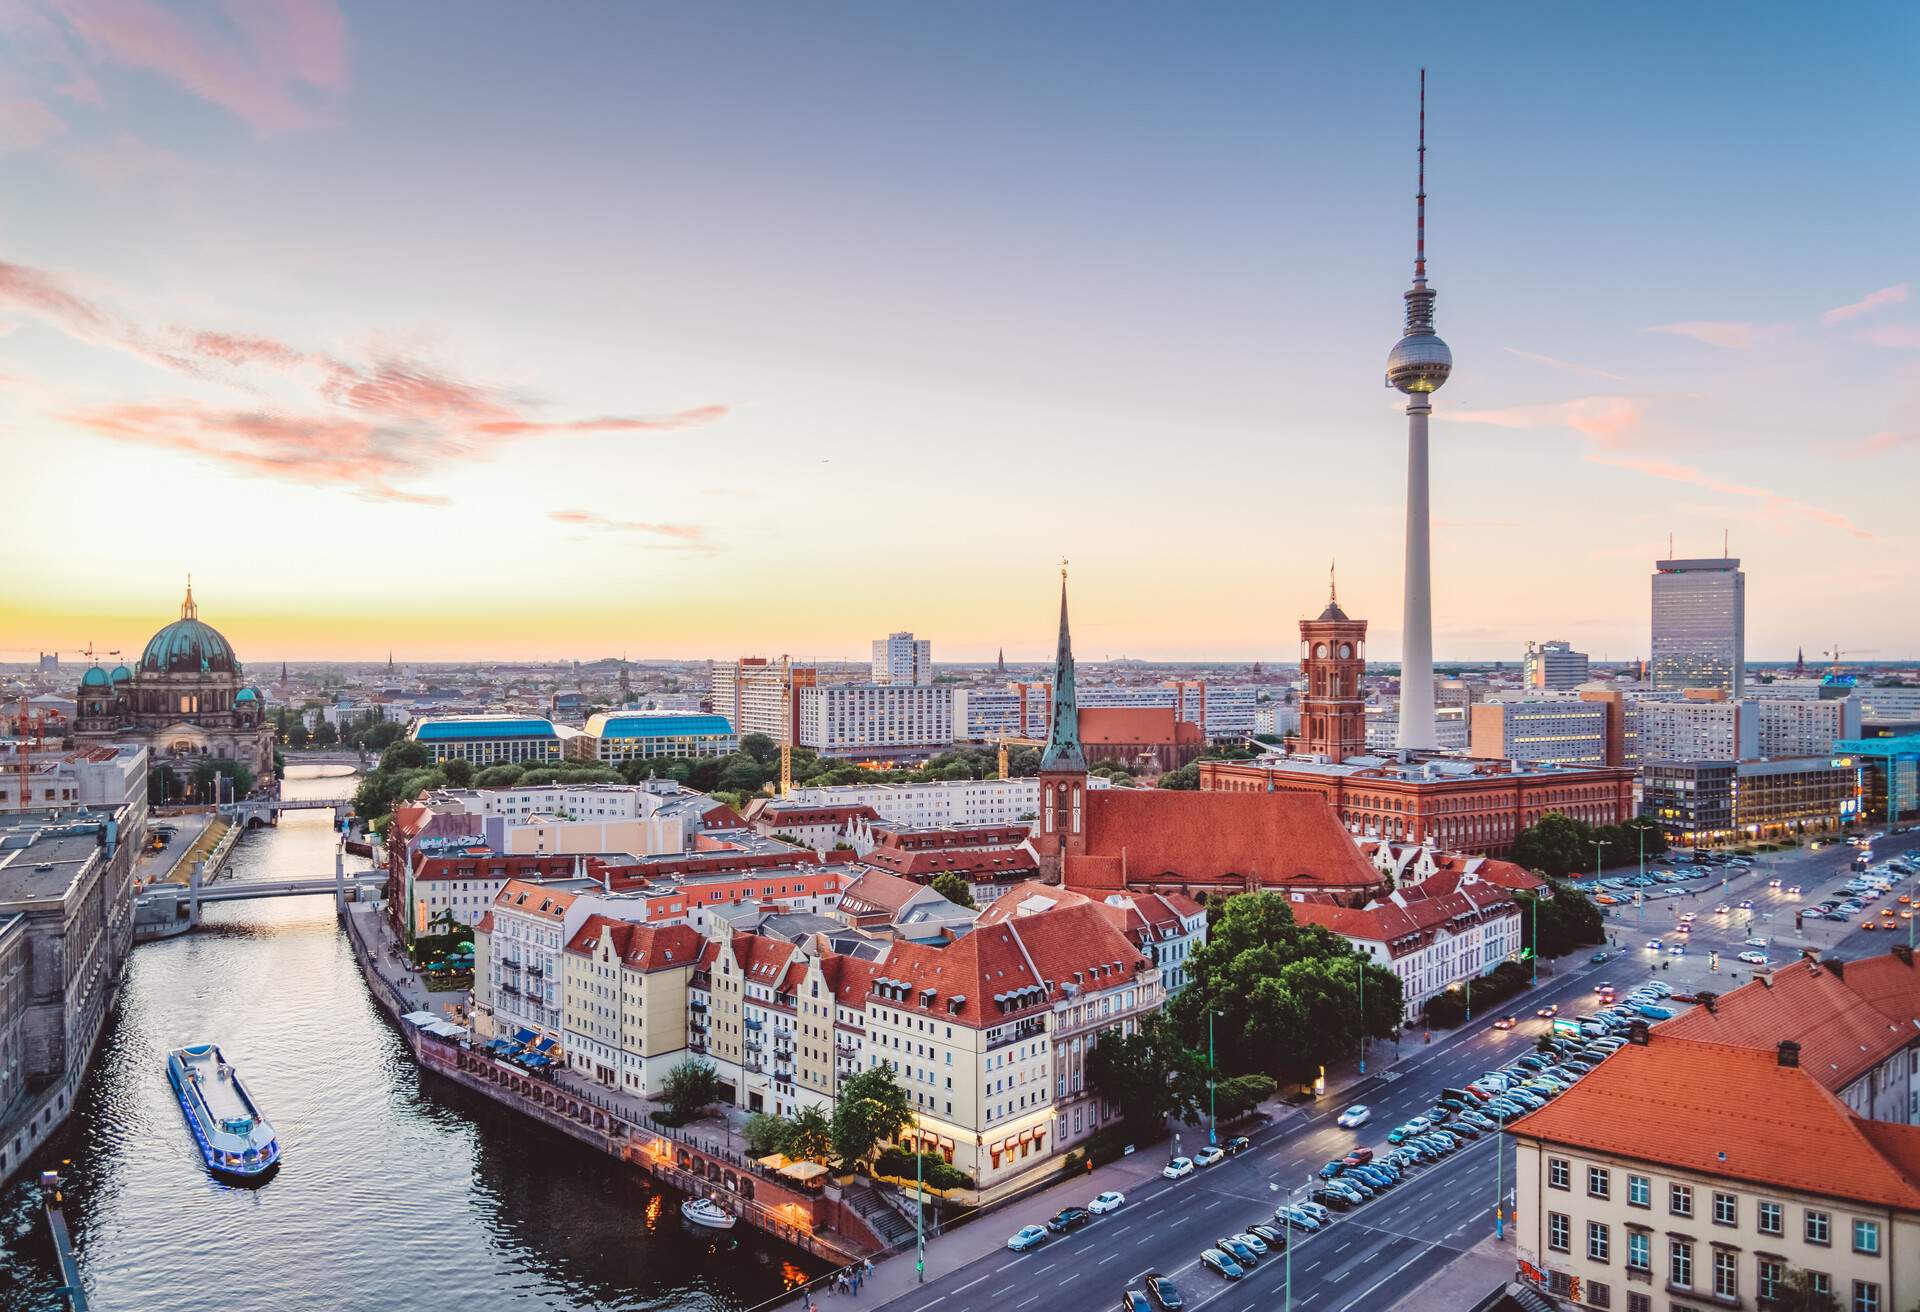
[1398, 398, 1436, 750]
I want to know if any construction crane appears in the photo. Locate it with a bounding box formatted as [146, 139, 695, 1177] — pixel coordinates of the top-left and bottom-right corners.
[1824, 647, 1879, 676]
[9, 695, 57, 812]
[996, 736, 1046, 781]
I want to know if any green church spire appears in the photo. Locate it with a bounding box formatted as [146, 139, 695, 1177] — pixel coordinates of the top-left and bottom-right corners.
[1040, 561, 1087, 772]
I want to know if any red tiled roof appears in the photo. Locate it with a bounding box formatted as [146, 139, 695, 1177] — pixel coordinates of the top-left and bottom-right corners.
[1067, 790, 1383, 889]
[1293, 881, 1517, 954]
[623, 922, 702, 972]
[1079, 706, 1200, 747]
[870, 823, 1032, 851]
[1655, 955, 1914, 1092]
[1836, 950, 1920, 1029]
[1509, 1033, 1920, 1211]
[752, 803, 882, 828]
[494, 878, 578, 920]
[838, 869, 930, 917]
[858, 846, 1038, 882]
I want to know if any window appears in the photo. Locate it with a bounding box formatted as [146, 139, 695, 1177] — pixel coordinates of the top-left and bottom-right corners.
[1809, 1273, 1831, 1299]
[1627, 1232, 1650, 1271]
[1587, 1220, 1610, 1262]
[1670, 1184, 1693, 1218]
[1587, 1281, 1610, 1309]
[1758, 1201, 1783, 1236]
[1549, 1157, 1570, 1190]
[1712, 1192, 1736, 1226]
[1853, 1282, 1881, 1312]
[1853, 1218, 1880, 1255]
[1589, 1166, 1611, 1199]
[1758, 1260, 1782, 1301]
[1712, 1250, 1737, 1299]
[1669, 1239, 1692, 1289]
[1806, 1209, 1831, 1246]
[1548, 1212, 1570, 1253]
[1626, 1295, 1650, 1312]
[1628, 1174, 1650, 1208]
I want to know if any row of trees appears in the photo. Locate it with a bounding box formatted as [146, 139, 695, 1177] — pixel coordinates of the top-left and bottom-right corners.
[272, 706, 407, 753]
[146, 759, 257, 805]
[1517, 877, 1608, 961]
[1511, 812, 1667, 881]
[662, 1061, 915, 1176]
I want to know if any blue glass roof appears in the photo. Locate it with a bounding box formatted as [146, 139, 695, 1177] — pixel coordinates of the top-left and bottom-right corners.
[587, 713, 734, 739]
[412, 717, 559, 742]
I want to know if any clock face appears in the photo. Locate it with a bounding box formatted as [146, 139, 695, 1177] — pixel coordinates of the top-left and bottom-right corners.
[1339, 642, 1353, 659]
[1314, 642, 1328, 659]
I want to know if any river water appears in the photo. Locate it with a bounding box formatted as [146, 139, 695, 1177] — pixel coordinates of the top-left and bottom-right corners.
[0, 765, 819, 1311]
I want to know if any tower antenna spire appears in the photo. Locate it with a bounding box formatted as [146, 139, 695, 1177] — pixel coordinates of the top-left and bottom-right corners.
[1415, 67, 1427, 284]
[1330, 558, 1338, 606]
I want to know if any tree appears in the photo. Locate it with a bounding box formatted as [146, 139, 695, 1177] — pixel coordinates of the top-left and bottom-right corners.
[739, 732, 778, 764]
[1768, 1270, 1840, 1312]
[1157, 763, 1200, 790]
[146, 765, 177, 806]
[660, 1059, 725, 1123]
[441, 758, 474, 788]
[313, 719, 340, 746]
[1518, 878, 1605, 960]
[1210, 1072, 1278, 1123]
[286, 721, 311, 750]
[380, 740, 430, 773]
[361, 720, 404, 751]
[928, 873, 977, 910]
[1510, 812, 1590, 880]
[1085, 1014, 1205, 1133]
[831, 1065, 912, 1168]
[472, 764, 525, 787]
[717, 755, 767, 794]
[744, 1111, 794, 1157]
[788, 1104, 833, 1163]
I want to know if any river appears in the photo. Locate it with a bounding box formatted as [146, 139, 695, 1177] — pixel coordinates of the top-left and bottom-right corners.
[0, 765, 820, 1311]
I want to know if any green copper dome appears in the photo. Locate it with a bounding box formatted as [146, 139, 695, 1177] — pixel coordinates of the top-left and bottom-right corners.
[140, 582, 240, 675]
[109, 664, 132, 683]
[81, 666, 111, 688]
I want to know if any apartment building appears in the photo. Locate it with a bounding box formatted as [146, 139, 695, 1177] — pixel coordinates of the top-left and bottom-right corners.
[787, 776, 1113, 831]
[1634, 698, 1757, 763]
[710, 658, 815, 745]
[1512, 1029, 1920, 1312]
[1292, 873, 1525, 1018]
[1758, 697, 1862, 759]
[560, 917, 701, 1095]
[959, 682, 1262, 742]
[1471, 697, 1613, 767]
[797, 682, 955, 758]
[872, 632, 933, 686]
[1524, 640, 1590, 691]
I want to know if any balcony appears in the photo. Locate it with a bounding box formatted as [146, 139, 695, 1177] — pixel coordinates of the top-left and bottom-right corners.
[689, 999, 708, 1012]
[525, 963, 544, 978]
[745, 1018, 763, 1031]
[986, 1018, 1047, 1051]
[500, 955, 522, 970]
[499, 981, 520, 996]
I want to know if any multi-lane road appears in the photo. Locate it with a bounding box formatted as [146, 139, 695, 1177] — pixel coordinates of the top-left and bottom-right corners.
[880, 830, 1920, 1312]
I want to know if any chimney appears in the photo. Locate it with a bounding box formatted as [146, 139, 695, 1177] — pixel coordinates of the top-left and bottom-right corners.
[1823, 957, 1845, 981]
[1697, 991, 1717, 1014]
[1627, 1020, 1649, 1046]
[1777, 1040, 1801, 1068]
[1894, 944, 1914, 967]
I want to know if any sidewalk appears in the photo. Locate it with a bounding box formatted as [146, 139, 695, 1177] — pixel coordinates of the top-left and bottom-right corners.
[1384, 1230, 1516, 1312]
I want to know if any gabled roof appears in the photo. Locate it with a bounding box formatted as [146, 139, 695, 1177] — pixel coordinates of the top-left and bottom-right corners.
[1656, 954, 1916, 1092]
[858, 845, 1038, 882]
[838, 869, 937, 918]
[1508, 1033, 1920, 1212]
[1067, 789, 1383, 890]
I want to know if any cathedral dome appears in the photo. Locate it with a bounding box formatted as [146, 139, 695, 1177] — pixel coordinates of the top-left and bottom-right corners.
[140, 582, 240, 675]
[81, 666, 111, 689]
[235, 687, 258, 703]
[110, 665, 132, 683]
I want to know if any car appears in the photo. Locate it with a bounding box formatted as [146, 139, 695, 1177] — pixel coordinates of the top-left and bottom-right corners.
[1447, 1120, 1482, 1139]
[1224, 1135, 1252, 1157]
[1318, 1160, 1346, 1180]
[1121, 1292, 1153, 1312]
[1559, 1058, 1596, 1074]
[1435, 1096, 1469, 1112]
[1635, 1003, 1676, 1019]
[1461, 1110, 1497, 1130]
[1217, 1235, 1261, 1265]
[1047, 1206, 1092, 1234]
[1738, 951, 1769, 965]
[1386, 1125, 1416, 1144]
[1594, 982, 1615, 995]
[1274, 1206, 1321, 1232]
[1589, 951, 1609, 964]
[1863, 921, 1877, 930]
[1330, 1177, 1371, 1200]
[1745, 937, 1768, 948]
[1309, 1188, 1352, 1212]
[1515, 1055, 1550, 1071]
[1676, 923, 1692, 935]
[1646, 938, 1665, 950]
[1787, 885, 1803, 895]
[1163, 1157, 1195, 1180]
[1354, 1164, 1394, 1187]
[1193, 1145, 1226, 1168]
[1492, 1015, 1517, 1030]
[1144, 1272, 1186, 1310]
[1669, 944, 1688, 955]
[1715, 904, 1732, 915]
[1088, 1190, 1126, 1215]
[1248, 1223, 1288, 1249]
[1200, 1248, 1245, 1281]
[1594, 893, 1619, 905]
[1537, 1004, 1559, 1017]
[1295, 1201, 1332, 1224]
[1336, 1104, 1372, 1129]
[1769, 877, 1783, 888]
[1007, 1225, 1049, 1251]
[1424, 1107, 1453, 1125]
[1738, 899, 1753, 909]
[1679, 912, 1698, 923]
[1344, 1146, 1375, 1166]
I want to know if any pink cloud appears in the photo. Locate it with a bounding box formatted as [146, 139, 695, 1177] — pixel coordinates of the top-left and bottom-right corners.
[1441, 395, 1644, 448]
[59, 131, 195, 186]
[1820, 283, 1910, 325]
[1845, 431, 1918, 458]
[547, 509, 715, 550]
[1586, 453, 1869, 539]
[3, 254, 727, 502]
[1855, 323, 1920, 350]
[1645, 321, 1778, 350]
[1501, 348, 1624, 382]
[49, 0, 349, 134]
[0, 94, 67, 150]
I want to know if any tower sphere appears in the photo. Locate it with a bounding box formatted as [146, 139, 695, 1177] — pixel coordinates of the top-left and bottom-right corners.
[1386, 330, 1452, 394]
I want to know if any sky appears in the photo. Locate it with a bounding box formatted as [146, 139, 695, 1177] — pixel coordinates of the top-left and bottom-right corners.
[1, 1, 1916, 666]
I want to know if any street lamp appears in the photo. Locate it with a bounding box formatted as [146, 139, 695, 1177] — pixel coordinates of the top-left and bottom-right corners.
[1593, 838, 1612, 885]
[1207, 1009, 1217, 1147]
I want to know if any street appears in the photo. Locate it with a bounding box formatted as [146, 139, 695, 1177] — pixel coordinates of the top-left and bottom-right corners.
[871, 829, 1920, 1312]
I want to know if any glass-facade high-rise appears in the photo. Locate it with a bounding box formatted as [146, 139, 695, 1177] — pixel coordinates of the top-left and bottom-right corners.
[1650, 558, 1746, 697]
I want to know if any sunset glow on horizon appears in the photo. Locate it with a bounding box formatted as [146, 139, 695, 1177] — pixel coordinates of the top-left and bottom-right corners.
[4, 3, 1916, 664]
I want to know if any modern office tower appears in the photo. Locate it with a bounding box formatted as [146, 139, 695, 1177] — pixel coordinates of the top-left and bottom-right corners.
[870, 632, 932, 686]
[1650, 557, 1746, 698]
[1386, 72, 1451, 750]
[1523, 640, 1590, 691]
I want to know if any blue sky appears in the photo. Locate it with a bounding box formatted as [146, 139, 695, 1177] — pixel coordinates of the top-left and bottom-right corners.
[2, 1, 1915, 661]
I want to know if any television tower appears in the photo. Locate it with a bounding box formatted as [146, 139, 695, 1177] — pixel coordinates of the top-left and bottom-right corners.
[1385, 69, 1451, 751]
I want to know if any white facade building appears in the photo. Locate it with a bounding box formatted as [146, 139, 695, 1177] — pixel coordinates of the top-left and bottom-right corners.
[709, 658, 811, 745]
[871, 632, 933, 686]
[787, 776, 1111, 830]
[1756, 696, 1862, 758]
[1523, 640, 1590, 691]
[797, 683, 955, 756]
[1636, 698, 1757, 762]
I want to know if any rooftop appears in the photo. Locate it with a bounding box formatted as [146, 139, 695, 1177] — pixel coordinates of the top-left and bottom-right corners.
[0, 814, 108, 906]
[411, 715, 560, 742]
[583, 712, 735, 739]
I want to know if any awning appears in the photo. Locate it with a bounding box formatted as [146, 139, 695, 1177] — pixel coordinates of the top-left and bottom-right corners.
[780, 1161, 830, 1182]
[513, 1028, 537, 1044]
[756, 1153, 788, 1169]
[400, 1010, 438, 1025]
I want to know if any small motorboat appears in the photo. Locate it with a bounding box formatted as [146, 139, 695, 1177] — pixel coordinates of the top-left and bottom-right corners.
[681, 1196, 737, 1230]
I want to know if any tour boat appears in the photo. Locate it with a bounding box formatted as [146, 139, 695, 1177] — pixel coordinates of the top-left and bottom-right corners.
[681, 1196, 737, 1230]
[166, 1043, 281, 1180]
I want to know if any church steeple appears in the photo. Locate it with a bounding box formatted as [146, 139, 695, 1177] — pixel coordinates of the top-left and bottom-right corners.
[181, 574, 198, 621]
[1040, 562, 1086, 773]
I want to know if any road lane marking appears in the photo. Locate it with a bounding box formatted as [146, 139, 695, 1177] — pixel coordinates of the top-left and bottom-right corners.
[910, 1300, 945, 1312]
[1015, 1297, 1039, 1310]
[952, 1273, 992, 1293]
[989, 1285, 1016, 1298]
[1096, 1253, 1119, 1265]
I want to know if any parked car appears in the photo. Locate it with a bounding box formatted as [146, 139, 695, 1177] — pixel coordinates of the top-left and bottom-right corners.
[1047, 1207, 1092, 1234]
[1007, 1225, 1049, 1252]
[1274, 1206, 1321, 1231]
[1193, 1145, 1226, 1168]
[1216, 1236, 1261, 1266]
[1121, 1292, 1152, 1312]
[1344, 1147, 1374, 1166]
[1224, 1135, 1252, 1157]
[1144, 1272, 1186, 1310]
[1162, 1157, 1194, 1180]
[1336, 1104, 1372, 1129]
[1738, 951, 1769, 965]
[1200, 1249, 1245, 1281]
[1318, 1160, 1346, 1180]
[1089, 1190, 1127, 1215]
[1248, 1223, 1288, 1250]
[1309, 1188, 1352, 1212]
